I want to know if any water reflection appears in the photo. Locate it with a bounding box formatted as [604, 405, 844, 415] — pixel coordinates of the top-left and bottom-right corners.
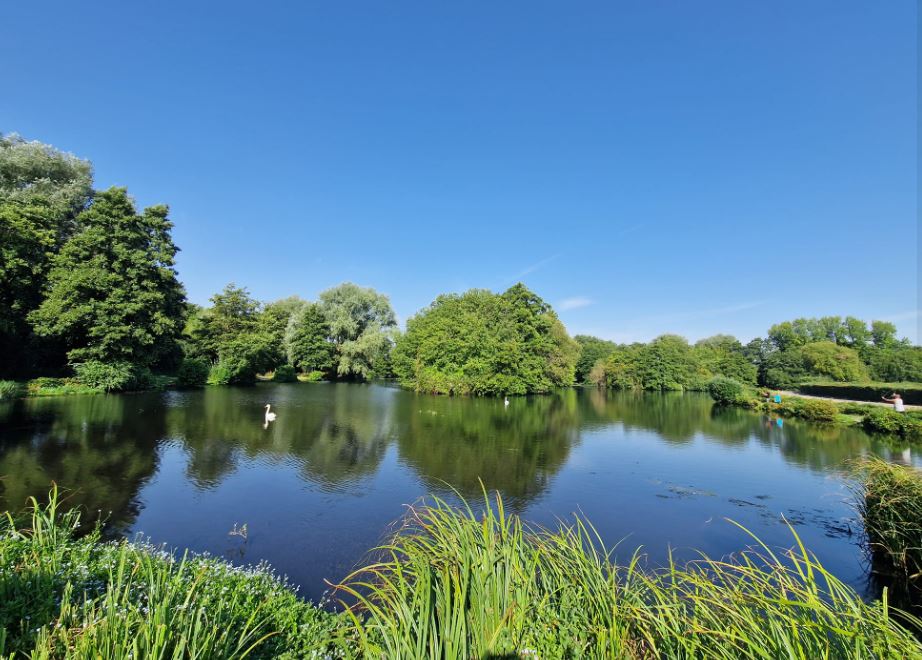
[0, 384, 918, 601]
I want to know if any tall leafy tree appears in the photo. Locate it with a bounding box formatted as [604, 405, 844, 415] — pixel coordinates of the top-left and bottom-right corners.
[319, 282, 397, 379]
[393, 284, 579, 395]
[29, 187, 186, 368]
[574, 335, 617, 383]
[0, 134, 93, 375]
[285, 303, 335, 374]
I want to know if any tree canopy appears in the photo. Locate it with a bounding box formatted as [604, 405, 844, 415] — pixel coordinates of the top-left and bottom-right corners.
[29, 187, 186, 369]
[393, 284, 579, 395]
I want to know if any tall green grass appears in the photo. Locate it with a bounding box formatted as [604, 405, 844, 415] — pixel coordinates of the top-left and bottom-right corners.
[333, 491, 922, 659]
[0, 487, 344, 659]
[858, 458, 922, 599]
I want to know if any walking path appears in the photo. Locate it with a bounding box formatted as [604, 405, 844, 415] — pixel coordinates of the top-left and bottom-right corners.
[779, 391, 922, 411]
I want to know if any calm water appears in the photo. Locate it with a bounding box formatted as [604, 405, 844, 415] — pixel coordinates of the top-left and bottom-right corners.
[0, 383, 917, 603]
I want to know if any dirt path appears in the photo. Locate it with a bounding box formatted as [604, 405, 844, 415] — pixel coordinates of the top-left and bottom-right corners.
[778, 391, 922, 411]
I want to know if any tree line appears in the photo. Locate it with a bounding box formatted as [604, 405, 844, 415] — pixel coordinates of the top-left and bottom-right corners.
[2, 133, 919, 396]
[580, 316, 922, 392]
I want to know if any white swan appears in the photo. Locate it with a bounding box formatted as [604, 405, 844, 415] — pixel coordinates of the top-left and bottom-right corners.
[504, 397, 510, 407]
[264, 404, 277, 423]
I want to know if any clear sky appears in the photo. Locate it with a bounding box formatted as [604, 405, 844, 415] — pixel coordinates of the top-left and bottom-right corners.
[3, 1, 918, 343]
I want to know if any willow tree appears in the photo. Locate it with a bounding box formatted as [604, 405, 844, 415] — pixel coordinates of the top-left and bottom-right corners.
[318, 282, 397, 380]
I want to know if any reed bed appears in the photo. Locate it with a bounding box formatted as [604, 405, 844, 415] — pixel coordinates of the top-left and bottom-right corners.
[857, 458, 922, 597]
[333, 492, 922, 659]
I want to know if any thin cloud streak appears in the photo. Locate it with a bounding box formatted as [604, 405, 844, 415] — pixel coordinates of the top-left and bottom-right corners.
[559, 296, 593, 311]
[499, 253, 561, 287]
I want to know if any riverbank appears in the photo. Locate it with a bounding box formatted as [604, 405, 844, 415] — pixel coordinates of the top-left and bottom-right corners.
[2, 488, 920, 658]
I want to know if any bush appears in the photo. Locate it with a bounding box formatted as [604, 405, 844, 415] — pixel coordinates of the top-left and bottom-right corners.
[796, 398, 839, 423]
[862, 408, 922, 439]
[176, 357, 209, 388]
[297, 370, 325, 382]
[272, 364, 297, 382]
[207, 361, 234, 386]
[72, 361, 138, 392]
[0, 380, 22, 400]
[707, 376, 744, 405]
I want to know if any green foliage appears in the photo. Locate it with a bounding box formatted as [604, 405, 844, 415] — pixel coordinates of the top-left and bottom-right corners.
[857, 459, 922, 601]
[862, 408, 922, 439]
[693, 335, 757, 385]
[0, 489, 344, 658]
[798, 382, 922, 406]
[284, 303, 335, 374]
[72, 360, 140, 392]
[335, 491, 921, 658]
[800, 341, 868, 382]
[24, 377, 101, 396]
[868, 346, 922, 382]
[574, 335, 616, 383]
[393, 284, 579, 395]
[0, 380, 22, 399]
[272, 364, 297, 382]
[707, 376, 745, 405]
[319, 282, 397, 380]
[206, 361, 235, 386]
[794, 398, 840, 423]
[297, 370, 325, 382]
[175, 357, 209, 389]
[28, 187, 186, 369]
[0, 134, 94, 377]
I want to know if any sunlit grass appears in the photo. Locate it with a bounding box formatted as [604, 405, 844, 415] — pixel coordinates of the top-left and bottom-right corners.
[0, 487, 344, 659]
[333, 490, 922, 659]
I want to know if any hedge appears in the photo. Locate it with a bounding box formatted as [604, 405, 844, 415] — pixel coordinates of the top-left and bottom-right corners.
[796, 382, 922, 406]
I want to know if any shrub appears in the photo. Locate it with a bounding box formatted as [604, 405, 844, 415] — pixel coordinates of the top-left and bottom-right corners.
[862, 408, 922, 439]
[207, 361, 234, 386]
[297, 370, 324, 382]
[272, 364, 297, 382]
[0, 380, 22, 400]
[176, 357, 209, 388]
[796, 398, 840, 423]
[800, 341, 868, 382]
[707, 376, 744, 405]
[72, 361, 138, 392]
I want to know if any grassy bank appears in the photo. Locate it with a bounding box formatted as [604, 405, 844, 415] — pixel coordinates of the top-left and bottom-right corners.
[857, 458, 922, 607]
[707, 378, 922, 439]
[3, 490, 921, 658]
[0, 489, 344, 658]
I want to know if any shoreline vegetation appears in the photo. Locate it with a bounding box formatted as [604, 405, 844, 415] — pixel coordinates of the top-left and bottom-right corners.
[3, 133, 921, 439]
[3, 484, 921, 658]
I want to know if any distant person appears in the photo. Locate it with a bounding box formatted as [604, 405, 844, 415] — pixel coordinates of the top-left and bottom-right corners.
[773, 393, 782, 404]
[882, 393, 905, 413]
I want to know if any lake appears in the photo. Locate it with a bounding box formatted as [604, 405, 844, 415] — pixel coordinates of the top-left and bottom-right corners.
[0, 383, 915, 604]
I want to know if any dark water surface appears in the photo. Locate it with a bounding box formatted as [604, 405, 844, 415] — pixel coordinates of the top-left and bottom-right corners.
[0, 383, 916, 603]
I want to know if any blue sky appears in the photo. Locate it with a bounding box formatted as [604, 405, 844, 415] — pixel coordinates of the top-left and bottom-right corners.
[3, 1, 918, 343]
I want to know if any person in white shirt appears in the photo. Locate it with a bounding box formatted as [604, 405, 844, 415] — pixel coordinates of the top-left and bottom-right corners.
[882, 392, 905, 413]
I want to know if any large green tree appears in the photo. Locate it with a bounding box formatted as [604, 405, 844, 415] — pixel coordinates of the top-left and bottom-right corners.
[573, 335, 617, 383]
[29, 187, 186, 368]
[318, 282, 397, 380]
[0, 134, 93, 375]
[285, 303, 335, 374]
[393, 284, 579, 395]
